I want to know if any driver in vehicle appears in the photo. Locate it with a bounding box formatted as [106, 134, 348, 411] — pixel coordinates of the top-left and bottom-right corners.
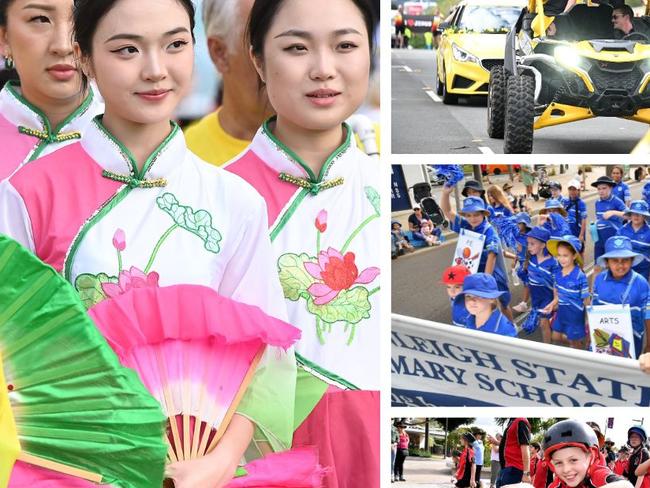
[612, 4, 650, 39]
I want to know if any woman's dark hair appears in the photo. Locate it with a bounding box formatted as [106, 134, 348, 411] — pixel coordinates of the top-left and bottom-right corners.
[73, 0, 196, 57]
[247, 0, 376, 59]
[0, 0, 16, 26]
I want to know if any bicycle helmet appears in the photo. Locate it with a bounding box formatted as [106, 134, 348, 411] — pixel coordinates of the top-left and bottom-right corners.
[543, 420, 599, 462]
[462, 432, 477, 444]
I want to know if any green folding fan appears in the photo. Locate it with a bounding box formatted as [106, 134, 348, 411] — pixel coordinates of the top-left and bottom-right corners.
[0, 234, 167, 487]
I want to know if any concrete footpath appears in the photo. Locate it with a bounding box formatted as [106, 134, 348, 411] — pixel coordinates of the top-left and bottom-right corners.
[393, 456, 494, 487]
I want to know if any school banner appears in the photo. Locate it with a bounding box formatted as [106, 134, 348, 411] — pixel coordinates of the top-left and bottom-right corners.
[392, 314, 650, 407]
[587, 305, 635, 359]
[453, 228, 485, 273]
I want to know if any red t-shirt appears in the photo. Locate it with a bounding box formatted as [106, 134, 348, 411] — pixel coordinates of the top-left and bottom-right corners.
[614, 459, 628, 476]
[457, 447, 475, 480]
[500, 418, 531, 470]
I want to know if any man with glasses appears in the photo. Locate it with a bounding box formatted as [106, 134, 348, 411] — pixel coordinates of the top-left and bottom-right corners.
[612, 5, 650, 39]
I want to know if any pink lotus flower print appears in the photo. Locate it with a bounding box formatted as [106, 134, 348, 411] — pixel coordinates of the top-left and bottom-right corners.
[112, 228, 126, 251]
[102, 266, 160, 299]
[315, 209, 327, 233]
[304, 247, 379, 305]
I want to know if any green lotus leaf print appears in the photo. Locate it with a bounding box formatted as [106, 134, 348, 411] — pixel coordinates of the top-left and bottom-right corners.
[278, 252, 315, 301]
[306, 286, 371, 325]
[75, 272, 117, 309]
[364, 186, 380, 216]
[156, 192, 222, 253]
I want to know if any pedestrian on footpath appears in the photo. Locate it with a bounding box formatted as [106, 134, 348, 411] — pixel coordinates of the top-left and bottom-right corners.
[456, 432, 477, 488]
[496, 418, 531, 488]
[489, 433, 502, 488]
[392, 422, 399, 482]
[473, 430, 486, 488]
[394, 422, 410, 482]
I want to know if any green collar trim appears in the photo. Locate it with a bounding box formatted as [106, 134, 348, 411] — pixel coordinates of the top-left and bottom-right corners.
[261, 116, 351, 184]
[93, 116, 179, 180]
[7, 80, 95, 135]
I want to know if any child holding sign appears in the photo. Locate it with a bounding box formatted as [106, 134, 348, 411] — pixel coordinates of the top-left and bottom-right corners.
[544, 235, 589, 349]
[592, 236, 650, 358]
[453, 273, 516, 337]
[441, 187, 513, 320]
[525, 227, 560, 344]
[442, 265, 472, 327]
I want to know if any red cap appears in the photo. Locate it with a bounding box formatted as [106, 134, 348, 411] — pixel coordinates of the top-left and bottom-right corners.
[441, 265, 471, 285]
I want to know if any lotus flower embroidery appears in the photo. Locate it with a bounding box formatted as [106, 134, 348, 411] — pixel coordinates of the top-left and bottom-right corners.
[305, 248, 379, 305]
[102, 266, 160, 299]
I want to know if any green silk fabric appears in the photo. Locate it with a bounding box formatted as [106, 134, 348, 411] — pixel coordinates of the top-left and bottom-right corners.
[0, 235, 167, 487]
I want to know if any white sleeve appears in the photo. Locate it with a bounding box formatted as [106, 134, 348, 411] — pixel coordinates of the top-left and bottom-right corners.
[0, 180, 35, 251]
[216, 195, 288, 322]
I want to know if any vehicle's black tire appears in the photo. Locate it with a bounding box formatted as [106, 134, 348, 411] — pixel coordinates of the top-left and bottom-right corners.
[504, 75, 535, 154]
[436, 64, 444, 96]
[487, 65, 506, 139]
[441, 64, 458, 105]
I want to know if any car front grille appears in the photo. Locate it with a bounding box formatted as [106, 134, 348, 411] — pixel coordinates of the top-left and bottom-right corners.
[587, 61, 643, 93]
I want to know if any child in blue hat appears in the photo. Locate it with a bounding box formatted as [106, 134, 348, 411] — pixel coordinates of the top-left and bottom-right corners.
[617, 200, 650, 281]
[453, 273, 516, 336]
[592, 176, 627, 274]
[544, 235, 589, 349]
[524, 226, 560, 344]
[592, 236, 650, 358]
[538, 199, 571, 238]
[512, 213, 532, 313]
[441, 186, 513, 321]
[565, 179, 587, 245]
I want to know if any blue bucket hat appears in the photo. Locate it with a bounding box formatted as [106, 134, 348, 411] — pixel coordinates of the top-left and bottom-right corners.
[540, 198, 568, 217]
[525, 226, 551, 243]
[629, 426, 647, 443]
[454, 273, 505, 308]
[596, 235, 644, 267]
[515, 212, 532, 230]
[460, 196, 491, 216]
[547, 234, 583, 266]
[624, 200, 650, 219]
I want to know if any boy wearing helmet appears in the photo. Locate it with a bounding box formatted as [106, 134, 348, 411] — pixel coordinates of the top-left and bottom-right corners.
[624, 426, 649, 488]
[543, 420, 632, 488]
[456, 432, 477, 488]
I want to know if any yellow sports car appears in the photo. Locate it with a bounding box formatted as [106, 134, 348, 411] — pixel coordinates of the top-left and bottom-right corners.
[435, 0, 524, 104]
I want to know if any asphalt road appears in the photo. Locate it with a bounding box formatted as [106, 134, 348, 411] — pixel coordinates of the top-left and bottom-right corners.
[391, 48, 649, 154]
[391, 181, 645, 341]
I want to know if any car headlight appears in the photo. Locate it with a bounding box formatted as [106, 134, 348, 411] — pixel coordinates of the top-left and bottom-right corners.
[555, 46, 589, 70]
[452, 43, 479, 64]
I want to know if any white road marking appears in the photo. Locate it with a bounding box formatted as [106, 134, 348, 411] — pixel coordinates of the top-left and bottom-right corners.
[425, 89, 442, 103]
[478, 146, 495, 154]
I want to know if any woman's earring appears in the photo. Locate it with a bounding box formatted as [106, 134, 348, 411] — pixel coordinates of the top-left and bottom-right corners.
[4, 55, 13, 70]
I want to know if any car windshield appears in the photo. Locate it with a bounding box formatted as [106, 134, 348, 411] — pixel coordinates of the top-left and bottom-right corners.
[457, 5, 521, 32]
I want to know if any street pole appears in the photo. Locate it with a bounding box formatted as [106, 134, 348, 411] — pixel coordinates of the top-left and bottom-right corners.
[425, 418, 430, 451]
[444, 418, 449, 458]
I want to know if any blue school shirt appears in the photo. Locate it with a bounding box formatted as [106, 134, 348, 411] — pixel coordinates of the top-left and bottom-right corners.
[612, 181, 631, 204]
[592, 269, 650, 358]
[516, 233, 528, 263]
[595, 195, 627, 242]
[452, 216, 509, 293]
[555, 266, 589, 313]
[451, 296, 471, 327]
[564, 197, 587, 238]
[465, 308, 517, 337]
[526, 254, 559, 309]
[542, 212, 571, 238]
[492, 204, 513, 219]
[618, 223, 650, 279]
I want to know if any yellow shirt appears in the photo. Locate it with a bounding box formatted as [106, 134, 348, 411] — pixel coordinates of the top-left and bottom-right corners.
[184, 109, 250, 167]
